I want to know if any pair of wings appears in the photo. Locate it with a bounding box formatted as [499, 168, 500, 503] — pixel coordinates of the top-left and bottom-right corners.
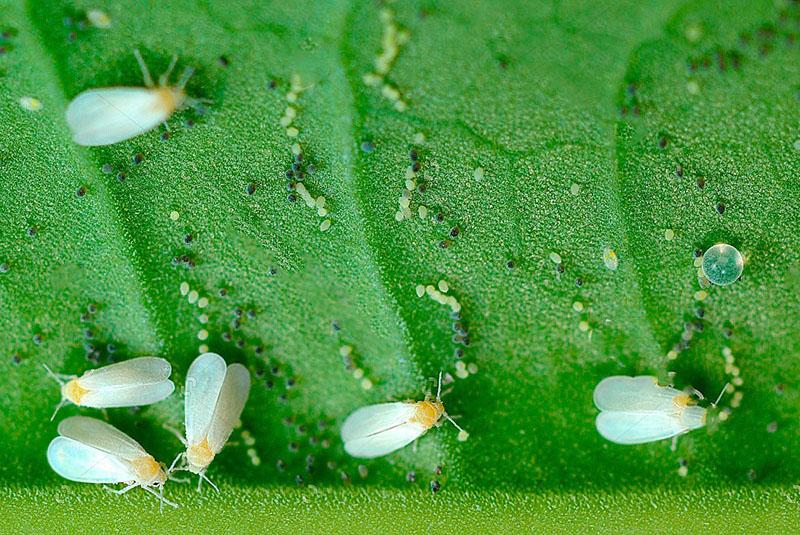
[47, 416, 148, 483]
[66, 87, 172, 146]
[593, 376, 705, 445]
[341, 402, 429, 459]
[76, 357, 174, 408]
[185, 353, 251, 454]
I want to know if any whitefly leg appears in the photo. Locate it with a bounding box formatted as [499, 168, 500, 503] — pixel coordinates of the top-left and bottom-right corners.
[104, 482, 139, 495]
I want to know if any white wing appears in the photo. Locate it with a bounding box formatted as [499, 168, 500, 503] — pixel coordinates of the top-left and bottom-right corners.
[47, 437, 134, 483]
[207, 364, 251, 453]
[66, 87, 169, 146]
[77, 357, 174, 408]
[58, 416, 146, 461]
[593, 376, 681, 411]
[185, 353, 227, 445]
[78, 357, 171, 388]
[80, 381, 175, 408]
[595, 410, 687, 444]
[341, 403, 424, 458]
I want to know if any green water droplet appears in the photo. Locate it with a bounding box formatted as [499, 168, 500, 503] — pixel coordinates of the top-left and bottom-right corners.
[701, 244, 743, 286]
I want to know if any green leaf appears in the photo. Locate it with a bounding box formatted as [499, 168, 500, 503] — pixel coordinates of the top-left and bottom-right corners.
[1, 0, 799, 528]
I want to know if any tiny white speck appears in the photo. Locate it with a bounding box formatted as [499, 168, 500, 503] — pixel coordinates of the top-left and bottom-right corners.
[286, 127, 299, 137]
[19, 96, 43, 111]
[320, 219, 332, 232]
[549, 252, 562, 264]
[87, 9, 112, 29]
[197, 297, 209, 308]
[602, 247, 619, 270]
[687, 80, 700, 95]
[198, 314, 208, 324]
[437, 280, 449, 293]
[197, 329, 209, 341]
[198, 344, 209, 353]
[187, 290, 199, 304]
[169, 211, 180, 221]
[412, 132, 426, 145]
[179, 282, 190, 296]
[457, 430, 469, 442]
[685, 24, 702, 43]
[474, 167, 484, 181]
[664, 229, 675, 241]
[570, 183, 581, 196]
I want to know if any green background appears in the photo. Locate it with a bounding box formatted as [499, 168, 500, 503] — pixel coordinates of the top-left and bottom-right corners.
[0, 0, 798, 531]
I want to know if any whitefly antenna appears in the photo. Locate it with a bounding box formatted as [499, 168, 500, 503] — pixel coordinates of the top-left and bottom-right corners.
[712, 382, 730, 407]
[443, 413, 465, 433]
[436, 371, 443, 400]
[43, 364, 68, 421]
[133, 49, 154, 88]
[176, 66, 195, 90]
[159, 54, 178, 86]
[42, 363, 65, 385]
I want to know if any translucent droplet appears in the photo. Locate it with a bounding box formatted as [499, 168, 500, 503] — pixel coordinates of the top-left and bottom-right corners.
[701, 244, 743, 286]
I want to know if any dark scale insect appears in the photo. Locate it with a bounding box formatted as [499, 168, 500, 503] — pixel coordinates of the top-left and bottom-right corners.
[430, 480, 441, 493]
[76, 186, 87, 197]
[132, 152, 144, 165]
